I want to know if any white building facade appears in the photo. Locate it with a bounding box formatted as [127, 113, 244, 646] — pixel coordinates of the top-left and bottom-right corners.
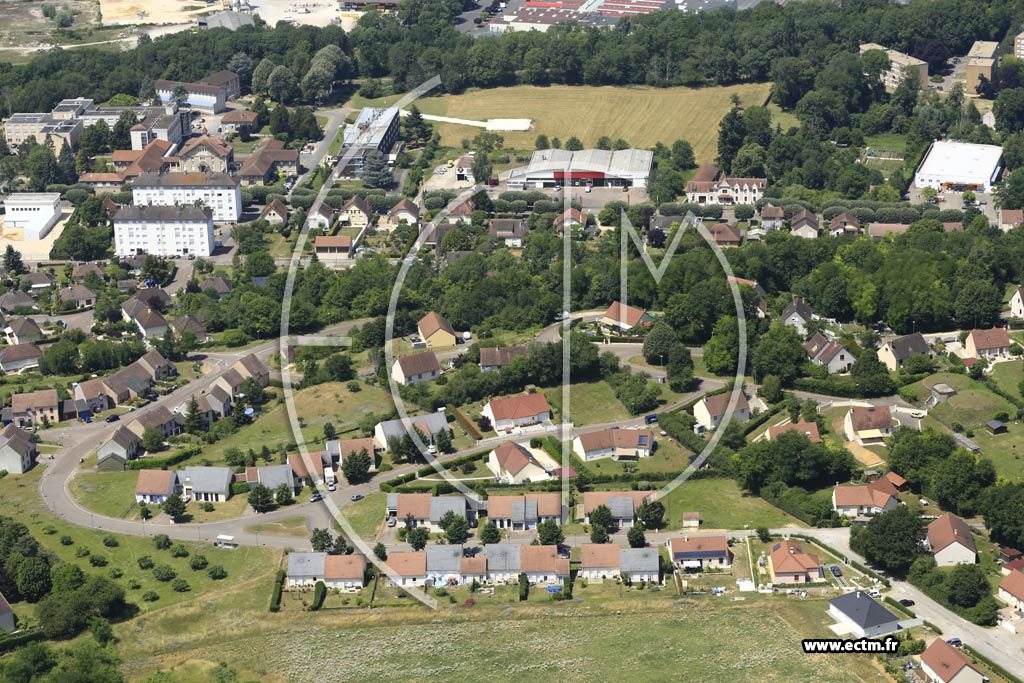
[2, 193, 62, 240]
[113, 205, 215, 257]
[132, 172, 242, 222]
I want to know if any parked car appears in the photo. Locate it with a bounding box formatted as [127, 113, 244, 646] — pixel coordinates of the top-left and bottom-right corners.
[830, 565, 843, 577]
[899, 599, 915, 607]
[310, 492, 323, 503]
[387, 517, 397, 527]
[104, 414, 120, 423]
[327, 482, 336, 492]
[350, 494, 364, 502]
[946, 638, 963, 648]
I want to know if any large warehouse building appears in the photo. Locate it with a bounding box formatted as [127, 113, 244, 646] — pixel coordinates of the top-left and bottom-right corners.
[913, 140, 1003, 193]
[506, 148, 653, 190]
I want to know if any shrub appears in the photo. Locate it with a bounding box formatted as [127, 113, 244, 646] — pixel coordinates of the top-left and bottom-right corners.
[518, 573, 529, 601]
[189, 555, 209, 571]
[202, 502, 215, 512]
[153, 534, 171, 550]
[207, 565, 227, 580]
[269, 569, 285, 612]
[152, 565, 177, 582]
[172, 579, 191, 593]
[137, 555, 155, 570]
[142, 590, 160, 602]
[89, 554, 108, 567]
[75, 547, 90, 558]
[310, 580, 326, 611]
[102, 535, 119, 548]
[126, 579, 141, 590]
[59, 535, 73, 546]
[108, 567, 123, 579]
[171, 544, 189, 558]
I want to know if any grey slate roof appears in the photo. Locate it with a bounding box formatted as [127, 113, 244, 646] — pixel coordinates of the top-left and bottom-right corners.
[608, 496, 636, 521]
[782, 298, 814, 322]
[620, 547, 659, 573]
[430, 496, 467, 523]
[426, 544, 463, 573]
[484, 543, 520, 572]
[180, 466, 233, 496]
[829, 591, 899, 628]
[511, 499, 538, 525]
[887, 332, 929, 361]
[256, 464, 294, 491]
[376, 412, 449, 442]
[288, 552, 325, 578]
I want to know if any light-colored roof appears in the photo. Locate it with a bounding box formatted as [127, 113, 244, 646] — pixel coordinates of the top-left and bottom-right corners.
[393, 492, 432, 520]
[1001, 568, 1024, 601]
[580, 543, 621, 569]
[288, 552, 325, 577]
[917, 140, 1003, 184]
[386, 551, 427, 577]
[519, 544, 569, 574]
[927, 512, 976, 555]
[487, 493, 561, 519]
[485, 393, 550, 421]
[135, 469, 176, 496]
[582, 490, 650, 515]
[11, 388, 58, 412]
[516, 148, 653, 179]
[832, 478, 898, 508]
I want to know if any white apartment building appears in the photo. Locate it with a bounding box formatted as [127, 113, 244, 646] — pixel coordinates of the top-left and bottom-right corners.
[132, 172, 242, 223]
[113, 204, 215, 257]
[2, 193, 62, 240]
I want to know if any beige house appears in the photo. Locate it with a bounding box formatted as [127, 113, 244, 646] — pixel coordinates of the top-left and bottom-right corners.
[843, 405, 893, 445]
[919, 638, 985, 683]
[10, 389, 59, 427]
[769, 540, 822, 583]
[878, 332, 930, 371]
[859, 43, 928, 89]
[572, 428, 654, 461]
[832, 478, 899, 517]
[339, 195, 372, 228]
[693, 392, 749, 431]
[999, 569, 1024, 611]
[964, 327, 1011, 360]
[417, 311, 458, 347]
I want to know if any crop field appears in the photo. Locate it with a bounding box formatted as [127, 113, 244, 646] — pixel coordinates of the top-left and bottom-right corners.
[352, 83, 773, 163]
[117, 590, 882, 682]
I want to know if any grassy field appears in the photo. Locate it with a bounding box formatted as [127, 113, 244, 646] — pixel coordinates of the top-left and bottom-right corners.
[244, 516, 309, 538]
[116, 588, 883, 683]
[0, 467, 279, 625]
[69, 469, 142, 519]
[656, 477, 803, 531]
[349, 83, 772, 163]
[339, 492, 387, 542]
[990, 360, 1024, 402]
[547, 380, 631, 426]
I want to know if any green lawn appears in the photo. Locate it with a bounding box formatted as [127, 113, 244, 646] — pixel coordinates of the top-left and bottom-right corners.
[657, 477, 804, 531]
[69, 469, 141, 519]
[339, 492, 386, 542]
[0, 468, 280, 625]
[581, 438, 694, 476]
[547, 380, 630, 426]
[864, 132, 907, 154]
[990, 360, 1024, 402]
[245, 516, 309, 538]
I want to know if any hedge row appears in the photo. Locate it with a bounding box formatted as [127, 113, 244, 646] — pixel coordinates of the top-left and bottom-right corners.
[0, 628, 44, 654]
[448, 403, 483, 440]
[883, 596, 915, 618]
[269, 569, 285, 612]
[742, 401, 786, 437]
[963, 645, 1023, 683]
[127, 446, 202, 471]
[379, 450, 491, 492]
[310, 580, 326, 611]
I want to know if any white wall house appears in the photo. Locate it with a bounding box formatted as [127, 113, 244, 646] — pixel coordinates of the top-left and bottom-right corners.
[113, 205, 215, 257]
[132, 172, 242, 223]
[2, 193, 62, 240]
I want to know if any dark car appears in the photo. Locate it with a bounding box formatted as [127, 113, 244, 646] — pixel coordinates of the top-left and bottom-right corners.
[104, 414, 120, 423]
[899, 599, 915, 607]
[946, 638, 963, 648]
[350, 494, 364, 502]
[830, 565, 843, 577]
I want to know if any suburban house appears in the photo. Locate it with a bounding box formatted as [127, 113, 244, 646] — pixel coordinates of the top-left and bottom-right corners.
[803, 332, 853, 374]
[309, 203, 335, 230]
[600, 301, 653, 332]
[485, 544, 569, 585]
[0, 591, 13, 633]
[260, 198, 288, 226]
[391, 351, 441, 386]
[0, 343, 43, 373]
[999, 569, 1024, 610]
[829, 212, 862, 236]
[919, 638, 985, 683]
[171, 314, 210, 343]
[666, 535, 732, 570]
[832, 478, 900, 517]
[581, 490, 651, 529]
[1001, 209, 1024, 232]
[233, 354, 270, 387]
[693, 391, 749, 432]
[579, 544, 660, 584]
[1013, 286, 1024, 319]
[339, 195, 372, 228]
[245, 464, 298, 494]
[57, 285, 94, 308]
[134, 469, 178, 504]
[827, 592, 901, 638]
[480, 345, 528, 371]
[385, 492, 469, 533]
[769, 540, 822, 583]
[485, 493, 561, 530]
[766, 421, 821, 443]
[781, 298, 814, 336]
[220, 108, 258, 135]
[324, 437, 377, 471]
[384, 551, 428, 588]
[121, 297, 168, 339]
[314, 235, 351, 259]
[555, 207, 587, 231]
[4, 317, 42, 345]
[21, 272, 54, 292]
[96, 426, 141, 471]
[417, 311, 458, 347]
[791, 209, 820, 238]
[71, 262, 104, 280]
[0, 424, 36, 474]
[927, 512, 977, 566]
[426, 545, 475, 587]
[843, 405, 894, 445]
[572, 428, 654, 461]
[171, 135, 233, 173]
[198, 277, 231, 298]
[138, 349, 176, 381]
[288, 453, 327, 485]
[487, 440, 551, 484]
[878, 332, 931, 371]
[482, 392, 552, 433]
[236, 138, 300, 185]
[760, 204, 784, 229]
[10, 389, 59, 427]
[179, 466, 233, 502]
[964, 327, 1011, 360]
[286, 552, 366, 591]
[0, 290, 35, 313]
[488, 218, 527, 247]
[373, 412, 449, 451]
[706, 222, 742, 247]
[126, 405, 181, 440]
[684, 164, 767, 205]
[387, 199, 420, 226]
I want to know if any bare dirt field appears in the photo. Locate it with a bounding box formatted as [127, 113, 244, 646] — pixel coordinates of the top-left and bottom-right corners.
[99, 0, 207, 26]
